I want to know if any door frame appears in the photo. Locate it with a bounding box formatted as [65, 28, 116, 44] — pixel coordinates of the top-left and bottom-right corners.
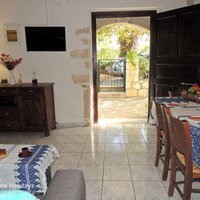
[91, 10, 157, 123]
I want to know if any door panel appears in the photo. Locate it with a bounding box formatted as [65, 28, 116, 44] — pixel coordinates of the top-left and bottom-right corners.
[156, 15, 176, 63]
[178, 10, 200, 62]
[156, 64, 199, 80]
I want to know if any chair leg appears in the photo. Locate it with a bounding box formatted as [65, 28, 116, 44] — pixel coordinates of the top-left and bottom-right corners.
[155, 127, 162, 167]
[168, 153, 176, 197]
[183, 169, 192, 200]
[162, 142, 170, 181]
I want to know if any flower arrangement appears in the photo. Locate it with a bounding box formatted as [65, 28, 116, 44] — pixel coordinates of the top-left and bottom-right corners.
[0, 53, 22, 70]
[188, 83, 200, 95]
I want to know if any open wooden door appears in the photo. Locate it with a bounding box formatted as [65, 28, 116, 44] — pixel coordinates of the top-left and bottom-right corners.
[151, 4, 200, 97]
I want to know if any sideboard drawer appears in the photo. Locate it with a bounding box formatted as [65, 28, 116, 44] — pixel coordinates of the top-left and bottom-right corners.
[19, 88, 43, 96]
[0, 108, 19, 120]
[0, 121, 20, 129]
[0, 88, 17, 96]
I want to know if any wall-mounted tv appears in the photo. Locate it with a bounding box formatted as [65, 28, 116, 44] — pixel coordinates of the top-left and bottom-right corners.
[25, 26, 66, 51]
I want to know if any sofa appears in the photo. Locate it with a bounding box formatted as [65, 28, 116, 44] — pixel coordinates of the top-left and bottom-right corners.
[43, 169, 86, 200]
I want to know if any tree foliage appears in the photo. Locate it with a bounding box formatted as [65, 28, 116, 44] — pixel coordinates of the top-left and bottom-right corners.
[97, 23, 150, 80]
[97, 23, 146, 58]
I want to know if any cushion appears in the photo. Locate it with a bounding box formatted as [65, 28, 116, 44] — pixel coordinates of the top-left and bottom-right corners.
[177, 152, 200, 178]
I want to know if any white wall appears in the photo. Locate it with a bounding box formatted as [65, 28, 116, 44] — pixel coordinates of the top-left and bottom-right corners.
[0, 0, 186, 126]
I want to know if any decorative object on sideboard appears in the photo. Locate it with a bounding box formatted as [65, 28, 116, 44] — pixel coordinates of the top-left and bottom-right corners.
[32, 71, 38, 86]
[18, 73, 22, 84]
[1, 79, 8, 84]
[0, 53, 22, 85]
[8, 69, 16, 85]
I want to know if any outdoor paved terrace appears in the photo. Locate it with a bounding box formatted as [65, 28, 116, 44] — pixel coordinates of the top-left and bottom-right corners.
[98, 96, 148, 124]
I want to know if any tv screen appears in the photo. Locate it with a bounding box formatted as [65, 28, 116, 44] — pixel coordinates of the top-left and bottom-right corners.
[25, 26, 66, 51]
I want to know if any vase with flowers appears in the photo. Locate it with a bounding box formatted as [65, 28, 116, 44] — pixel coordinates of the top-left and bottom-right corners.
[0, 53, 22, 84]
[187, 83, 200, 101]
[188, 83, 200, 95]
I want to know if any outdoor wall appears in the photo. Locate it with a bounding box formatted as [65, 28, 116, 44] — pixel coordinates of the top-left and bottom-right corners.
[126, 61, 148, 97]
[0, 0, 186, 127]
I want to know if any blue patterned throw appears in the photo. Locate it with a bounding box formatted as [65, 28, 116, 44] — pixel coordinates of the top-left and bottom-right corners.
[15, 145, 51, 194]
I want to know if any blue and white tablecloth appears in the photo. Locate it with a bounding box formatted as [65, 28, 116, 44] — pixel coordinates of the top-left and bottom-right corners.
[0, 144, 59, 194]
[170, 107, 200, 168]
[190, 126, 200, 168]
[155, 96, 189, 104]
[149, 97, 200, 168]
[148, 97, 198, 125]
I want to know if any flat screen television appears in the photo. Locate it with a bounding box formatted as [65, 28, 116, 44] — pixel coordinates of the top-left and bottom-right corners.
[25, 26, 66, 51]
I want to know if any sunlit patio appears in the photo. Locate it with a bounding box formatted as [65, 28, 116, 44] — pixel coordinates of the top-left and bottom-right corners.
[98, 96, 148, 124]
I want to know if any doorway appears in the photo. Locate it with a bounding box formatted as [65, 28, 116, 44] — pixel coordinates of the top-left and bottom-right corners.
[91, 11, 157, 123]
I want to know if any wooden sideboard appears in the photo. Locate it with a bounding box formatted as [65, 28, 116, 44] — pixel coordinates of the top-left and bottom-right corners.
[0, 83, 56, 136]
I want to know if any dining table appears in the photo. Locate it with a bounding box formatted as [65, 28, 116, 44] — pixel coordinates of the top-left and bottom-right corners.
[149, 97, 199, 125]
[149, 96, 200, 168]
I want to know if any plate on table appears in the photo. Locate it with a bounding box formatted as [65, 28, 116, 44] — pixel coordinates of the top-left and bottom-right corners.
[0, 152, 8, 159]
[188, 116, 200, 121]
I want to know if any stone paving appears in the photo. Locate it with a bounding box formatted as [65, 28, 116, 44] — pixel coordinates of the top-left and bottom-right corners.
[98, 96, 148, 124]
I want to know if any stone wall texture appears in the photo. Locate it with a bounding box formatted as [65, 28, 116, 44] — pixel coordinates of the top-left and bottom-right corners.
[126, 61, 148, 97]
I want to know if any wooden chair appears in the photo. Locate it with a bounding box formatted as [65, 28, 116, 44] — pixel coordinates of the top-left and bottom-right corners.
[161, 105, 171, 180]
[153, 97, 171, 181]
[167, 114, 200, 200]
[168, 90, 179, 97]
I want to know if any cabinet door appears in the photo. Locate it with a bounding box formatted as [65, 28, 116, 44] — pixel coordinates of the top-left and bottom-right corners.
[20, 95, 46, 130]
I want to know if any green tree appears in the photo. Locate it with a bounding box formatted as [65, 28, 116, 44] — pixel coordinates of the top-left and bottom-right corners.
[97, 23, 150, 80]
[97, 23, 146, 58]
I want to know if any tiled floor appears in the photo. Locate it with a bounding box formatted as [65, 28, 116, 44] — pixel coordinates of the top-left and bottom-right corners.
[1, 123, 200, 200]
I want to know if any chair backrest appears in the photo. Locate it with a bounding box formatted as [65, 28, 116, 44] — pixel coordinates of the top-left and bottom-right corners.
[168, 91, 179, 97]
[154, 101, 164, 130]
[162, 106, 171, 144]
[168, 114, 192, 161]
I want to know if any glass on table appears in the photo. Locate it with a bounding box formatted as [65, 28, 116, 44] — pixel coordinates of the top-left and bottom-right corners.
[194, 95, 200, 109]
[180, 89, 188, 98]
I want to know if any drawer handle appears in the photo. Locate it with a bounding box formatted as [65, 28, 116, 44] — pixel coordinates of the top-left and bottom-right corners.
[6, 124, 11, 127]
[28, 90, 35, 93]
[4, 112, 9, 116]
[2, 90, 7, 93]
